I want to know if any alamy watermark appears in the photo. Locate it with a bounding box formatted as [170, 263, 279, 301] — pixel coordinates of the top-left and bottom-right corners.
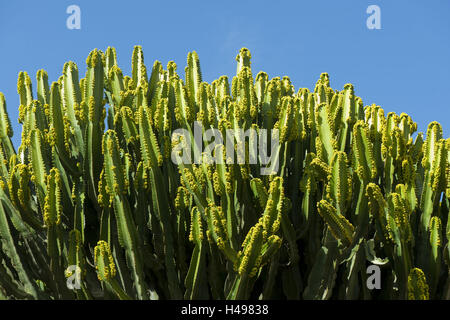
[66, 5, 81, 30]
[366, 265, 381, 290]
[171, 122, 280, 175]
[66, 265, 82, 290]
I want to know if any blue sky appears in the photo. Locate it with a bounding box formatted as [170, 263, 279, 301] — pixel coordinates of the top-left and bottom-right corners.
[1, 0, 449, 148]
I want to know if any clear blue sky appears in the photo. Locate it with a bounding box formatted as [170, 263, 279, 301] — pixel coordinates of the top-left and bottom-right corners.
[1, 0, 449, 148]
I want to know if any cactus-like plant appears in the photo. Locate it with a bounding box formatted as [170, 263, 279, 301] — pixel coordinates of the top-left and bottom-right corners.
[0, 46, 448, 300]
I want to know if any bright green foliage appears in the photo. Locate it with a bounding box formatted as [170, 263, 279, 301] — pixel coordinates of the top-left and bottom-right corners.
[0, 46, 449, 300]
